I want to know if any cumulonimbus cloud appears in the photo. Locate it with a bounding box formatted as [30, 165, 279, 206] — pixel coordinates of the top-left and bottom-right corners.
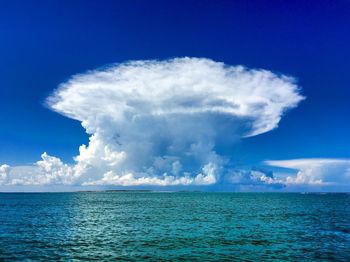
[1, 58, 304, 187]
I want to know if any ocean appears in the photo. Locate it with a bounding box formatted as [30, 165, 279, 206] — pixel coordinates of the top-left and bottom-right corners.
[1, 192, 349, 261]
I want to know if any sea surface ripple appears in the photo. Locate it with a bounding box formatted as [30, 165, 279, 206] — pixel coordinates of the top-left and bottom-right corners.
[1, 192, 350, 261]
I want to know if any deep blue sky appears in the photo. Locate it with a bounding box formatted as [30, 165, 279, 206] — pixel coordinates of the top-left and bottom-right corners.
[0, 0, 349, 166]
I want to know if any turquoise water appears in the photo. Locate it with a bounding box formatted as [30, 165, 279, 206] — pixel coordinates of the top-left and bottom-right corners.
[1, 192, 350, 261]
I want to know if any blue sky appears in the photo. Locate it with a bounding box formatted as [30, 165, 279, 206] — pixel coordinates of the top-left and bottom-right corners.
[0, 1, 350, 191]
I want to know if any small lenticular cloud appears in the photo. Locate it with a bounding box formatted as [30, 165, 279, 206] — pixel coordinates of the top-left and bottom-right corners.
[1, 58, 304, 187]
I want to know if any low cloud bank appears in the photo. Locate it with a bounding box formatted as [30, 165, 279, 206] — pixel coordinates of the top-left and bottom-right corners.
[1, 58, 304, 188]
[266, 159, 350, 186]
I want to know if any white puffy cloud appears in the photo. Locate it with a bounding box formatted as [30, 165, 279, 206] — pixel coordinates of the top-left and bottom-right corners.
[0, 164, 10, 184]
[83, 162, 217, 186]
[226, 169, 285, 188]
[35, 152, 75, 185]
[1, 58, 303, 187]
[1, 153, 74, 186]
[266, 159, 350, 186]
